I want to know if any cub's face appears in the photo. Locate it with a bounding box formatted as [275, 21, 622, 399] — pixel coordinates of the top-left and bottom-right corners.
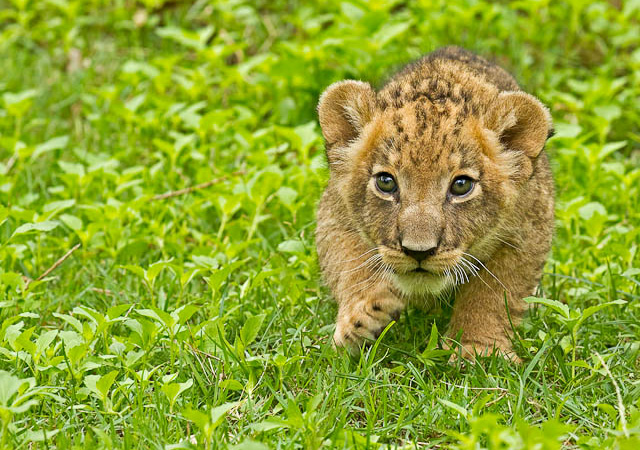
[318, 80, 551, 296]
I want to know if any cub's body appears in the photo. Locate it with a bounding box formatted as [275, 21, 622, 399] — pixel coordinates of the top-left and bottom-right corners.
[316, 47, 554, 359]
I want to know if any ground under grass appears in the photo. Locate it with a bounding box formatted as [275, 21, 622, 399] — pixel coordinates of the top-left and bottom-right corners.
[0, 0, 639, 448]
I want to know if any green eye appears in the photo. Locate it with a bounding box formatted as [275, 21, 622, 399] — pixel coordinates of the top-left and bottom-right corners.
[375, 172, 397, 194]
[450, 176, 474, 196]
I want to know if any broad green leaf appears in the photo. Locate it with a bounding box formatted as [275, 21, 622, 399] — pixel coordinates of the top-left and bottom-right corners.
[59, 214, 83, 231]
[83, 375, 100, 397]
[183, 407, 210, 430]
[161, 379, 193, 411]
[285, 396, 304, 428]
[146, 259, 174, 282]
[205, 260, 246, 292]
[120, 264, 146, 280]
[424, 322, 439, 353]
[35, 330, 58, 358]
[250, 269, 281, 290]
[219, 379, 244, 391]
[11, 221, 59, 238]
[73, 306, 105, 326]
[3, 89, 37, 116]
[175, 305, 199, 325]
[96, 370, 119, 400]
[3, 89, 37, 107]
[553, 122, 582, 138]
[43, 199, 75, 214]
[240, 314, 266, 348]
[594, 104, 621, 122]
[210, 401, 241, 429]
[125, 93, 146, 113]
[156, 26, 214, 50]
[58, 330, 84, 350]
[179, 268, 202, 287]
[52, 313, 84, 334]
[0, 371, 36, 407]
[136, 308, 174, 329]
[599, 141, 627, 160]
[229, 440, 270, 450]
[575, 300, 627, 330]
[58, 161, 85, 176]
[66, 343, 87, 365]
[107, 304, 132, 320]
[20, 429, 61, 443]
[250, 419, 289, 432]
[578, 202, 607, 221]
[32, 135, 69, 158]
[276, 186, 298, 206]
[525, 297, 570, 319]
[277, 240, 305, 254]
[372, 21, 411, 47]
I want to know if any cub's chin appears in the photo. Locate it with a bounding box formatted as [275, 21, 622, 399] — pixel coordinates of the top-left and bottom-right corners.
[392, 269, 452, 297]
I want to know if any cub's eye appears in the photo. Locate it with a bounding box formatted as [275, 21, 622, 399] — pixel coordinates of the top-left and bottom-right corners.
[375, 172, 397, 194]
[450, 176, 474, 197]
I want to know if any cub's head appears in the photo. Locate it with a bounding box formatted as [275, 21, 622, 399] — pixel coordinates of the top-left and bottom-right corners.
[318, 76, 552, 296]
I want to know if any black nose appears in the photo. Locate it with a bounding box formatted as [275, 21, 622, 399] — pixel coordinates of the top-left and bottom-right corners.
[401, 245, 437, 262]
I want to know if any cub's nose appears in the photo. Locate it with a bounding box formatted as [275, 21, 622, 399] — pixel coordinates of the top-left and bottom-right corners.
[401, 244, 438, 262]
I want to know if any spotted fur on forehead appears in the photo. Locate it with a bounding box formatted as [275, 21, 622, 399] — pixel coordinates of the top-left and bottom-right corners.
[360, 48, 525, 178]
[378, 46, 519, 108]
[367, 102, 489, 183]
[374, 47, 519, 147]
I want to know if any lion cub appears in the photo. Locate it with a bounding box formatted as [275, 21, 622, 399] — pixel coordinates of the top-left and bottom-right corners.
[316, 47, 554, 360]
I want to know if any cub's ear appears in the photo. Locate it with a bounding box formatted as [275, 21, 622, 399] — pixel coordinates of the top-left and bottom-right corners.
[317, 80, 376, 151]
[489, 91, 552, 158]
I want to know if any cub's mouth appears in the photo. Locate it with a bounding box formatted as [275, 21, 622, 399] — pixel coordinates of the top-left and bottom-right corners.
[410, 267, 441, 276]
[390, 265, 441, 276]
[392, 266, 450, 296]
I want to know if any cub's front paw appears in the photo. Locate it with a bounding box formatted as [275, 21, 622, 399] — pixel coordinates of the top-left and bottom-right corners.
[333, 298, 403, 354]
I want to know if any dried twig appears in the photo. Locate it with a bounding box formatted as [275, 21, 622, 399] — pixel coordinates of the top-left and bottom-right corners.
[484, 391, 509, 408]
[25, 243, 81, 290]
[152, 171, 244, 201]
[186, 342, 222, 363]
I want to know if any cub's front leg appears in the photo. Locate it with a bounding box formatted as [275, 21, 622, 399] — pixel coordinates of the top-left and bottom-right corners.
[447, 246, 546, 361]
[316, 214, 405, 353]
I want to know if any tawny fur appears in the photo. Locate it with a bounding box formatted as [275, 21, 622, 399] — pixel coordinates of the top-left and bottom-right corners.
[316, 47, 554, 360]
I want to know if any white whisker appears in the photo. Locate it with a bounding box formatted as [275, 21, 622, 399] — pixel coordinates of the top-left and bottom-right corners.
[453, 264, 462, 285]
[341, 258, 388, 297]
[458, 257, 479, 278]
[330, 253, 382, 275]
[444, 267, 452, 285]
[333, 246, 380, 266]
[495, 236, 520, 251]
[340, 260, 384, 296]
[460, 256, 480, 274]
[351, 262, 391, 297]
[460, 263, 469, 283]
[462, 251, 509, 293]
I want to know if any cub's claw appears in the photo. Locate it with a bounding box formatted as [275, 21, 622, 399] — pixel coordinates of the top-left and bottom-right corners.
[333, 297, 404, 354]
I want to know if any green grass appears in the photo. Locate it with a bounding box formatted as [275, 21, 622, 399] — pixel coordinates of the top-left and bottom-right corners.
[0, 0, 639, 448]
